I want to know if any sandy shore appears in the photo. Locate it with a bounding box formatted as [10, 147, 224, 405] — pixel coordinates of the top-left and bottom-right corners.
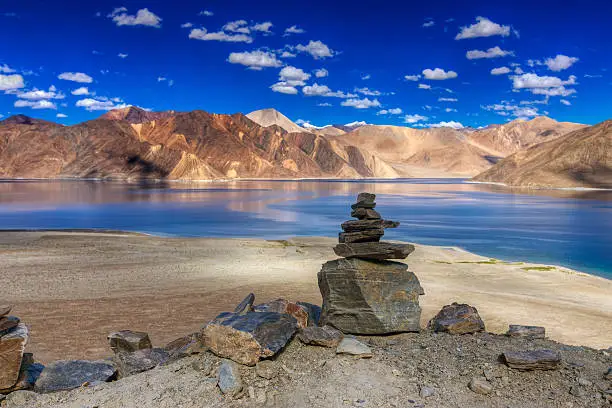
[0, 231, 610, 363]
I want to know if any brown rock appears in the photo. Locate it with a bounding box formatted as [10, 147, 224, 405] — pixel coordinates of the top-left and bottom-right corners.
[333, 242, 415, 260]
[341, 219, 399, 232]
[428, 303, 485, 334]
[252, 299, 309, 328]
[318, 257, 423, 334]
[338, 229, 384, 243]
[351, 208, 381, 220]
[506, 325, 545, 339]
[469, 377, 493, 395]
[0, 324, 29, 390]
[502, 349, 562, 371]
[255, 360, 278, 380]
[108, 330, 152, 354]
[0, 316, 19, 336]
[0, 305, 11, 318]
[163, 333, 207, 360]
[234, 293, 255, 315]
[0, 353, 44, 394]
[297, 325, 344, 348]
[351, 193, 376, 210]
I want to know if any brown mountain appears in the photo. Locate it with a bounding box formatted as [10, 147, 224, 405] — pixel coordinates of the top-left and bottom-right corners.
[100, 106, 177, 123]
[473, 120, 612, 188]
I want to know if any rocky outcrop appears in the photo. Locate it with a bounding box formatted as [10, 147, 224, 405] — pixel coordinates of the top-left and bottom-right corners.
[502, 349, 562, 371]
[428, 303, 485, 334]
[34, 360, 117, 393]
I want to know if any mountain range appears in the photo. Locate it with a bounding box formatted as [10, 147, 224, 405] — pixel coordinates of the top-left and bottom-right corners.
[0, 106, 608, 188]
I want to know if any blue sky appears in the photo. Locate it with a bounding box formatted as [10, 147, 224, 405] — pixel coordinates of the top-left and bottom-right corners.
[1, 0, 610, 128]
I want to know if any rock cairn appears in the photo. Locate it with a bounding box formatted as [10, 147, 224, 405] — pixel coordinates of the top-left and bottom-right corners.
[0, 306, 36, 394]
[318, 193, 424, 334]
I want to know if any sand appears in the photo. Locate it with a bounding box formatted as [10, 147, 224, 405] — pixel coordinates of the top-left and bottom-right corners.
[0, 231, 610, 363]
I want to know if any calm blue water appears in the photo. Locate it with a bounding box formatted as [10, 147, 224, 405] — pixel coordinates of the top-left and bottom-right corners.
[0, 179, 610, 279]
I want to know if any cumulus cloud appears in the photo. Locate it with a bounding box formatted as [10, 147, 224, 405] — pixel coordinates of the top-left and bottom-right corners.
[284, 25, 305, 36]
[14, 99, 57, 109]
[302, 83, 355, 98]
[512, 73, 576, 89]
[270, 82, 298, 94]
[228, 50, 282, 70]
[560, 99, 571, 106]
[17, 87, 64, 100]
[531, 86, 576, 97]
[223, 20, 250, 34]
[295, 40, 334, 59]
[438, 97, 458, 102]
[491, 66, 511, 75]
[0, 74, 25, 91]
[314, 68, 328, 78]
[445, 108, 458, 112]
[278, 66, 310, 86]
[404, 114, 428, 124]
[482, 102, 542, 120]
[428, 121, 464, 129]
[181, 22, 193, 28]
[317, 102, 332, 107]
[422, 68, 458, 80]
[56, 113, 68, 118]
[341, 97, 381, 109]
[0, 64, 16, 73]
[455, 17, 511, 40]
[405, 74, 421, 81]
[418, 84, 431, 90]
[58, 72, 93, 83]
[354, 87, 381, 96]
[189, 27, 252, 43]
[281, 51, 296, 58]
[75, 97, 128, 111]
[544, 55, 579, 71]
[118, 53, 128, 58]
[199, 10, 213, 16]
[423, 20, 435, 28]
[377, 108, 403, 115]
[109, 7, 162, 27]
[252, 22, 273, 34]
[466, 46, 513, 60]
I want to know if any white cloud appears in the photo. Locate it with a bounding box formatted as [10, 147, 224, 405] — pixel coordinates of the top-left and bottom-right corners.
[445, 108, 458, 112]
[491, 66, 511, 75]
[56, 113, 68, 118]
[58, 72, 93, 83]
[281, 51, 296, 58]
[354, 87, 381, 96]
[181, 22, 193, 28]
[223, 20, 250, 34]
[109, 7, 162, 28]
[560, 99, 571, 106]
[341, 97, 381, 109]
[278, 66, 310, 86]
[252, 22, 273, 34]
[314, 68, 328, 78]
[17, 87, 64, 100]
[284, 25, 305, 36]
[0, 74, 25, 91]
[75, 97, 128, 111]
[228, 50, 282, 70]
[422, 68, 458, 80]
[455, 16, 511, 40]
[14, 99, 57, 110]
[0, 64, 16, 73]
[270, 82, 298, 95]
[295, 40, 334, 59]
[199, 10, 213, 16]
[361, 74, 371, 80]
[118, 53, 128, 58]
[428, 121, 464, 129]
[466, 46, 513, 60]
[482, 102, 542, 119]
[422, 20, 435, 28]
[418, 83, 431, 90]
[512, 73, 576, 89]
[317, 102, 332, 107]
[302, 83, 355, 98]
[405, 74, 420, 81]
[404, 114, 428, 124]
[531, 86, 576, 97]
[157, 77, 167, 82]
[377, 108, 403, 115]
[438, 97, 458, 102]
[544, 55, 579, 72]
[71, 87, 89, 96]
[189, 28, 252, 43]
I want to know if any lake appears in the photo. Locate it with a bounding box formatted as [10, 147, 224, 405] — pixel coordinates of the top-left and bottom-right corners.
[0, 179, 611, 279]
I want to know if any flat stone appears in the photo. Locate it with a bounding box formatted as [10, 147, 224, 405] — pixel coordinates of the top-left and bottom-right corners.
[234, 293, 255, 314]
[351, 208, 381, 220]
[506, 325, 545, 339]
[339, 229, 384, 244]
[350, 193, 376, 210]
[333, 242, 415, 260]
[0, 323, 28, 390]
[502, 349, 562, 371]
[0, 353, 44, 394]
[319, 258, 423, 334]
[336, 337, 372, 358]
[34, 360, 116, 393]
[298, 325, 344, 348]
[163, 333, 207, 361]
[469, 377, 493, 395]
[0, 316, 20, 337]
[296, 302, 321, 327]
[201, 311, 298, 366]
[112, 348, 169, 378]
[255, 360, 278, 380]
[341, 219, 399, 232]
[428, 303, 485, 334]
[252, 299, 309, 328]
[217, 359, 243, 397]
[0, 305, 11, 318]
[108, 330, 152, 354]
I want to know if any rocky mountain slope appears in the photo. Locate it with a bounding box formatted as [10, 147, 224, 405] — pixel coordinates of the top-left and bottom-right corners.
[473, 120, 612, 188]
[246, 108, 308, 134]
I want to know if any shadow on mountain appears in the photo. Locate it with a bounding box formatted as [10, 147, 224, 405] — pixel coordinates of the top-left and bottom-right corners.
[126, 155, 170, 189]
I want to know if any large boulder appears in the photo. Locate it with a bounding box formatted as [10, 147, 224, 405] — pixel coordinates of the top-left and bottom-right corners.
[502, 350, 562, 371]
[201, 311, 298, 366]
[0, 353, 44, 394]
[428, 303, 485, 334]
[318, 258, 424, 334]
[34, 360, 116, 393]
[252, 299, 309, 328]
[108, 330, 152, 354]
[333, 242, 415, 261]
[112, 348, 169, 378]
[0, 324, 28, 390]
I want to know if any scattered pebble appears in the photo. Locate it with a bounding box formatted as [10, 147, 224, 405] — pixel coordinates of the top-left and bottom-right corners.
[469, 377, 493, 395]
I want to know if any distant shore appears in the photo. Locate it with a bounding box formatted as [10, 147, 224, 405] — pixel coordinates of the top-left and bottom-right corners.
[0, 230, 610, 364]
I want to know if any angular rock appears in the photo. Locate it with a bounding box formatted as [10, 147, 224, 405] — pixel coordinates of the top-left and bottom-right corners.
[234, 293, 255, 315]
[339, 229, 384, 244]
[502, 349, 562, 371]
[469, 377, 493, 395]
[202, 311, 298, 366]
[341, 219, 399, 232]
[217, 359, 243, 397]
[255, 360, 277, 380]
[0, 305, 11, 318]
[297, 325, 343, 348]
[0, 323, 28, 390]
[336, 337, 373, 358]
[506, 325, 545, 339]
[112, 348, 169, 378]
[351, 208, 381, 220]
[108, 330, 152, 354]
[319, 258, 423, 334]
[351, 193, 376, 210]
[0, 353, 44, 394]
[333, 242, 415, 261]
[428, 303, 485, 335]
[34, 360, 116, 393]
[163, 333, 207, 361]
[296, 302, 321, 327]
[252, 299, 309, 328]
[0, 316, 20, 337]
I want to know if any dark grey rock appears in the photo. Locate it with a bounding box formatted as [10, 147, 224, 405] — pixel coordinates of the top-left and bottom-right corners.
[351, 193, 376, 210]
[319, 258, 423, 334]
[112, 348, 169, 378]
[502, 349, 562, 371]
[34, 360, 116, 393]
[338, 229, 384, 243]
[333, 242, 415, 260]
[351, 208, 381, 220]
[428, 303, 485, 334]
[234, 293, 255, 314]
[217, 360, 243, 397]
[341, 219, 399, 232]
[296, 302, 321, 327]
[506, 325, 545, 339]
[108, 330, 152, 354]
[0, 316, 19, 337]
[297, 325, 343, 348]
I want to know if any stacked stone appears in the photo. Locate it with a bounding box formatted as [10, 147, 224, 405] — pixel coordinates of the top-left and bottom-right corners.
[0, 305, 31, 393]
[318, 193, 424, 335]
